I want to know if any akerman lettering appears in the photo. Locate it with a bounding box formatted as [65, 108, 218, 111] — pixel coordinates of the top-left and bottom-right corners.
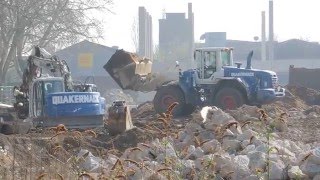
[230, 72, 254, 77]
[52, 95, 99, 105]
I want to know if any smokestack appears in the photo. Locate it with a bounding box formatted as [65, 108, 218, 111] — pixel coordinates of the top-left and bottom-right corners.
[188, 3, 192, 19]
[268, 0, 274, 60]
[261, 11, 266, 61]
[188, 2, 194, 67]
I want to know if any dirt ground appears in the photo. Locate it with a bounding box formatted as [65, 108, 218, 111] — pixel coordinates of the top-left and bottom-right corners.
[273, 86, 320, 146]
[278, 115, 320, 145]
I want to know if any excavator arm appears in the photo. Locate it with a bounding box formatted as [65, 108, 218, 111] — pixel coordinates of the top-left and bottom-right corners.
[14, 46, 73, 119]
[21, 46, 73, 92]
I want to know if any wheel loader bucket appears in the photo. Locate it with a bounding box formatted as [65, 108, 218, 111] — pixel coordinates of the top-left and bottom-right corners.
[104, 50, 152, 90]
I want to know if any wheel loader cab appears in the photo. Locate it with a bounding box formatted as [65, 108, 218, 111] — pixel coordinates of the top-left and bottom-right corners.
[30, 77, 65, 118]
[194, 47, 234, 84]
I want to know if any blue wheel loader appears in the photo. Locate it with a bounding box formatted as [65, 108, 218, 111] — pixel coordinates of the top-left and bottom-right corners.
[104, 48, 285, 116]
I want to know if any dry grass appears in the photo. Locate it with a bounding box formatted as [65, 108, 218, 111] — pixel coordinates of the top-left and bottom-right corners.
[0, 123, 112, 179]
[257, 109, 268, 122]
[78, 172, 95, 180]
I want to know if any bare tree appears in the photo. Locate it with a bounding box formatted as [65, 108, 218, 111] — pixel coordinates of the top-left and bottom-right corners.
[0, 0, 113, 84]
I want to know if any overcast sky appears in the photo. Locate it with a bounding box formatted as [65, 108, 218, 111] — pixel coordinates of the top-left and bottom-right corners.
[98, 0, 320, 51]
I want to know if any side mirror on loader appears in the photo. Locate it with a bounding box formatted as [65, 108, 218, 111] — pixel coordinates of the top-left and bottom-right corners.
[175, 61, 182, 74]
[175, 61, 180, 69]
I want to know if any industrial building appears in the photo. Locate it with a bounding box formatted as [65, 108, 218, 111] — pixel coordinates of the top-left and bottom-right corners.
[200, 32, 227, 47]
[158, 3, 194, 68]
[54, 40, 119, 92]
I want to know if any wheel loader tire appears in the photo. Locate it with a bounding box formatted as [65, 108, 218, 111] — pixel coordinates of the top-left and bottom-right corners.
[183, 104, 196, 115]
[214, 87, 245, 110]
[153, 85, 186, 116]
[1, 124, 14, 135]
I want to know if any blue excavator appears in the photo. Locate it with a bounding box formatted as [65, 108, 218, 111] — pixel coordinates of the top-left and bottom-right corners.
[0, 46, 106, 134]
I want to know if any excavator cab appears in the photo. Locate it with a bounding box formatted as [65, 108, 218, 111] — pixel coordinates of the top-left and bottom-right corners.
[29, 77, 65, 118]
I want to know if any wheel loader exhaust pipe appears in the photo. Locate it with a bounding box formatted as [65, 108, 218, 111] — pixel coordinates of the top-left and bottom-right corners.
[246, 50, 254, 70]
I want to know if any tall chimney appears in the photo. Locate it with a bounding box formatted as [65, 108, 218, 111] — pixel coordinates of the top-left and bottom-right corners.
[188, 3, 192, 19]
[261, 11, 266, 61]
[188, 2, 194, 44]
[188, 3, 194, 67]
[268, 0, 274, 60]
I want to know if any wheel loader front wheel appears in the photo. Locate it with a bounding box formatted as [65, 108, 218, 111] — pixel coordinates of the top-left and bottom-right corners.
[214, 87, 245, 110]
[1, 124, 14, 135]
[153, 85, 186, 116]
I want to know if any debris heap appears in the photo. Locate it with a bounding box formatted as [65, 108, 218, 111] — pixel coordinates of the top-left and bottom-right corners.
[1, 86, 320, 179]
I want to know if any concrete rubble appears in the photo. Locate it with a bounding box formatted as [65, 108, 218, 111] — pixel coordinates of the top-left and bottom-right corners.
[68, 102, 320, 179]
[0, 86, 320, 179]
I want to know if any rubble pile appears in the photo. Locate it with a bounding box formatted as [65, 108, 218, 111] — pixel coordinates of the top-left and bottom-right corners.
[285, 85, 320, 106]
[131, 101, 156, 119]
[255, 85, 320, 111]
[271, 95, 308, 110]
[73, 105, 320, 179]
[2, 86, 320, 179]
[66, 105, 320, 179]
